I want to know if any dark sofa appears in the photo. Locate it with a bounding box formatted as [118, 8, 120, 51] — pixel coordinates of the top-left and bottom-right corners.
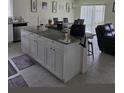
[95, 23, 115, 55]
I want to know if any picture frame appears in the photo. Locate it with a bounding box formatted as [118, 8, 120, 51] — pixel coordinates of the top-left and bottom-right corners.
[66, 2, 70, 13]
[112, 2, 115, 12]
[52, 1, 57, 13]
[31, 0, 37, 12]
[42, 2, 48, 10]
[72, 2, 76, 9]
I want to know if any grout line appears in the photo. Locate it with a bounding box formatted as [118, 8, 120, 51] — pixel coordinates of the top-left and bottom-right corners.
[8, 58, 20, 73]
[8, 73, 20, 80]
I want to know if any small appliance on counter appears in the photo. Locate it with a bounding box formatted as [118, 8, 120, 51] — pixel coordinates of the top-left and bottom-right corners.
[57, 21, 63, 31]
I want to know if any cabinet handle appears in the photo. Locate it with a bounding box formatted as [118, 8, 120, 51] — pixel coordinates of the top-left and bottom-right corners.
[53, 49, 55, 51]
[34, 40, 37, 42]
[51, 40, 54, 43]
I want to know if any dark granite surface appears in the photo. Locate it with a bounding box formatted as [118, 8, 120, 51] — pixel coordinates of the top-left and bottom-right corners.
[8, 22, 28, 25]
[20, 26, 81, 45]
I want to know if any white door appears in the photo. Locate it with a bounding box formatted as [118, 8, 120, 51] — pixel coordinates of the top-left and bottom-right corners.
[37, 38, 46, 66]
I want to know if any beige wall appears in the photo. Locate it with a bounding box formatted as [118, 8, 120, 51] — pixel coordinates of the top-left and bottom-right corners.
[13, 0, 75, 26]
[74, 0, 115, 26]
[8, 0, 13, 17]
[13, 0, 115, 26]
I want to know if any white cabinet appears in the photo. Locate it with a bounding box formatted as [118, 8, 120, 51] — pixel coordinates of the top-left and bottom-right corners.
[45, 42, 63, 79]
[37, 37, 46, 66]
[29, 34, 38, 59]
[21, 30, 82, 83]
[46, 45, 55, 72]
[21, 30, 38, 58]
[21, 30, 38, 60]
[54, 48, 63, 79]
[21, 30, 30, 54]
[8, 24, 13, 43]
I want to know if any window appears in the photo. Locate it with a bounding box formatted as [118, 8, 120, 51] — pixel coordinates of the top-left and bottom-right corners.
[8, 0, 13, 17]
[80, 5, 105, 33]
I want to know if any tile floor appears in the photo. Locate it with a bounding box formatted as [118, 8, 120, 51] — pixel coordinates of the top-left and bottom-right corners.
[8, 37, 115, 87]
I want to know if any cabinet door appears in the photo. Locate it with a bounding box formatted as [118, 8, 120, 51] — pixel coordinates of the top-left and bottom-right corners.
[54, 48, 63, 79]
[8, 24, 13, 42]
[37, 38, 46, 66]
[29, 34, 38, 59]
[46, 40, 64, 79]
[21, 36, 30, 54]
[46, 46, 55, 72]
[30, 40, 38, 59]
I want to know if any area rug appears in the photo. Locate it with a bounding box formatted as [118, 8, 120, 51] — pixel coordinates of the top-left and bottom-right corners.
[8, 61, 17, 77]
[11, 54, 35, 71]
[8, 75, 28, 87]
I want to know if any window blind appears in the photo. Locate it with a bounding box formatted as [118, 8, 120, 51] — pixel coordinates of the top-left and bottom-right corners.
[80, 5, 105, 33]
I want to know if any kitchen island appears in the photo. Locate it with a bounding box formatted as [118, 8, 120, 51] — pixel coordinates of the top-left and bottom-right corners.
[20, 26, 88, 83]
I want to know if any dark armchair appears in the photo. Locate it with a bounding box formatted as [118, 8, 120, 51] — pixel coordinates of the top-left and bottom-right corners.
[95, 23, 115, 55]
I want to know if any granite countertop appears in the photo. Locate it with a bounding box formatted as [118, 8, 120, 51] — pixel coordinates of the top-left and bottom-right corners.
[8, 22, 28, 24]
[20, 26, 81, 45]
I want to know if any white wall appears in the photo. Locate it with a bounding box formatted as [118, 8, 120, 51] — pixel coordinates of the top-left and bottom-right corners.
[74, 0, 115, 26]
[8, 0, 13, 17]
[13, 0, 75, 26]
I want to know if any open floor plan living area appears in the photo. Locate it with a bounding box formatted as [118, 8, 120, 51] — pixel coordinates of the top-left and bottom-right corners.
[8, 0, 115, 87]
